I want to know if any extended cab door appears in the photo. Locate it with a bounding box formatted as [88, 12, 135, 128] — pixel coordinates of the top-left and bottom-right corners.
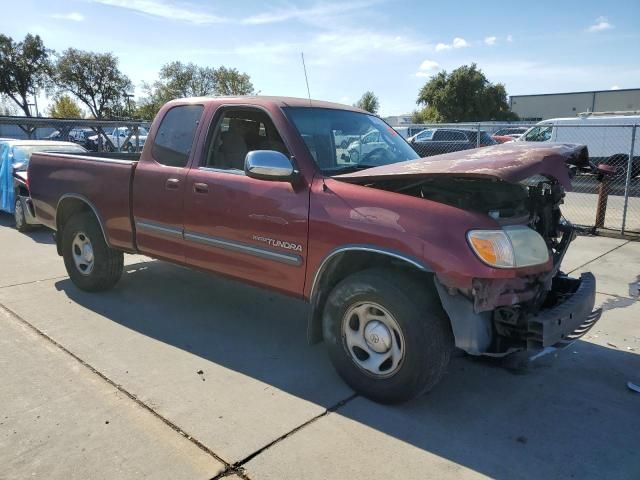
[182, 106, 309, 296]
[132, 104, 204, 262]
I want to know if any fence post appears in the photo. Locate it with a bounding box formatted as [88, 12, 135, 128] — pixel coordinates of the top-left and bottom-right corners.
[621, 124, 637, 235]
[476, 123, 481, 148]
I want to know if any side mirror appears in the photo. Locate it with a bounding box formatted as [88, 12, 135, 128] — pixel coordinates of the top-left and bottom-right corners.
[245, 150, 295, 182]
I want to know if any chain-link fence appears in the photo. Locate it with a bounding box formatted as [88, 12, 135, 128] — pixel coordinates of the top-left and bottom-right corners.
[0, 116, 151, 153]
[396, 121, 640, 237]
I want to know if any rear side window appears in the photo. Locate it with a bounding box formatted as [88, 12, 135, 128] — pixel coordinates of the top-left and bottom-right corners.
[152, 104, 204, 167]
[433, 130, 466, 141]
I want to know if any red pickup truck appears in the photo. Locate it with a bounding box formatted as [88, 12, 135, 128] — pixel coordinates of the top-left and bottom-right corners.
[28, 96, 601, 403]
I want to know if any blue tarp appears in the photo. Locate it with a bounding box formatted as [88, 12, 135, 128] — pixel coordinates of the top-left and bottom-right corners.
[0, 143, 16, 214]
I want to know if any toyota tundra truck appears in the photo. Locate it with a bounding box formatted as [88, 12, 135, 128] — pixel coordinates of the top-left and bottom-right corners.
[28, 96, 602, 404]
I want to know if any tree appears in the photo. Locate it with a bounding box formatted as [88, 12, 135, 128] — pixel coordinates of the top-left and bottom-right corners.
[213, 66, 254, 96]
[0, 96, 19, 116]
[136, 62, 254, 119]
[355, 91, 379, 114]
[0, 34, 51, 117]
[54, 48, 132, 119]
[416, 64, 517, 122]
[48, 94, 83, 118]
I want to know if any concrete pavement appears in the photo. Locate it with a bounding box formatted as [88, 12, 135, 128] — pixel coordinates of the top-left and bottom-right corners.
[0, 214, 638, 479]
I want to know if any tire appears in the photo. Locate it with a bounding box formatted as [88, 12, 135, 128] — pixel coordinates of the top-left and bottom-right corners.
[14, 198, 30, 233]
[323, 268, 453, 404]
[62, 212, 123, 292]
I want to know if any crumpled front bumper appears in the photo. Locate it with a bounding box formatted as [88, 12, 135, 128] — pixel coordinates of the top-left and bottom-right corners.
[436, 271, 602, 357]
[526, 272, 602, 358]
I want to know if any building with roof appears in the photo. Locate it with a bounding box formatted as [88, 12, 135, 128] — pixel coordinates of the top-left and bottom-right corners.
[509, 88, 640, 121]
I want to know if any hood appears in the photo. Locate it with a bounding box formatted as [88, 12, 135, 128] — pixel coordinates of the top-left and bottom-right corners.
[334, 142, 588, 191]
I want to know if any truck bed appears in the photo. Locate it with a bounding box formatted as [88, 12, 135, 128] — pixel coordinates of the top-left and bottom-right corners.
[29, 152, 138, 250]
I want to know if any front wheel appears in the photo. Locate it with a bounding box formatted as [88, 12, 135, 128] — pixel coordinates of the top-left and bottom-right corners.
[62, 212, 123, 291]
[323, 268, 453, 404]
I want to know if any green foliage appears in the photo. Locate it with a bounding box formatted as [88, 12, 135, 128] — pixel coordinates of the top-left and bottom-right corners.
[136, 62, 254, 119]
[0, 34, 51, 116]
[411, 106, 441, 123]
[354, 91, 380, 114]
[48, 94, 83, 118]
[416, 64, 518, 122]
[54, 48, 132, 119]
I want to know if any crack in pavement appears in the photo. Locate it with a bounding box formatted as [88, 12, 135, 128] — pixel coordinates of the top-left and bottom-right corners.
[568, 239, 630, 274]
[220, 393, 359, 478]
[0, 275, 68, 290]
[0, 302, 231, 473]
[1, 299, 359, 480]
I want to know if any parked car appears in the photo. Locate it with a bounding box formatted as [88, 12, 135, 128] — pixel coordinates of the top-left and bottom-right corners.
[492, 127, 529, 143]
[44, 131, 64, 141]
[0, 140, 87, 231]
[409, 128, 497, 157]
[393, 126, 427, 139]
[518, 114, 640, 177]
[28, 97, 600, 404]
[106, 126, 149, 152]
[346, 129, 388, 162]
[68, 128, 97, 147]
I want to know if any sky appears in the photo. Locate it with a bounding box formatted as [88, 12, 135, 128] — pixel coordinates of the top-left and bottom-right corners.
[2, 0, 640, 116]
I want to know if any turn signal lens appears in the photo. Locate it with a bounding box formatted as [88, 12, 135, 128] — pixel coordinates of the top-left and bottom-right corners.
[467, 230, 515, 268]
[467, 226, 550, 269]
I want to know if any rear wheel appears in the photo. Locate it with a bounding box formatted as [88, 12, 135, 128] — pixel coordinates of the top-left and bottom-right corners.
[323, 268, 453, 404]
[62, 212, 123, 291]
[14, 198, 30, 232]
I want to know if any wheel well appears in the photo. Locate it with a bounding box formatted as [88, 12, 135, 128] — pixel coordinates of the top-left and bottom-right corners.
[307, 250, 433, 344]
[55, 197, 105, 255]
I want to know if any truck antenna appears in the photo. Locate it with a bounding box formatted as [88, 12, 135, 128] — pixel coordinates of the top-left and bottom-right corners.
[301, 52, 312, 106]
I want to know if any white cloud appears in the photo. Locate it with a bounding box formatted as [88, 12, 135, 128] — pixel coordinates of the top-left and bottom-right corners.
[484, 36, 497, 46]
[506, 34, 513, 42]
[435, 37, 469, 52]
[415, 59, 440, 78]
[587, 16, 613, 32]
[242, 1, 374, 25]
[452, 37, 469, 48]
[51, 12, 84, 21]
[418, 60, 440, 72]
[611, 85, 620, 90]
[90, 0, 227, 24]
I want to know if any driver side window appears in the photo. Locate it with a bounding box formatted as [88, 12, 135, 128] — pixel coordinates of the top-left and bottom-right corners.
[203, 109, 289, 172]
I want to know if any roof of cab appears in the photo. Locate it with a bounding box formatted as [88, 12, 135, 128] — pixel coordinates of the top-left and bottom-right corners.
[164, 95, 367, 113]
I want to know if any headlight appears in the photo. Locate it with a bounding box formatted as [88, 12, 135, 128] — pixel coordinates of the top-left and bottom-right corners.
[467, 225, 549, 268]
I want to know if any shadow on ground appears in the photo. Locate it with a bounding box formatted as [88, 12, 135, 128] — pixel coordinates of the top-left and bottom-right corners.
[54, 260, 640, 479]
[0, 213, 54, 244]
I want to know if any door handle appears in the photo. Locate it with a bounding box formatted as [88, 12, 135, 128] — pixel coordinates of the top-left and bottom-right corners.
[165, 178, 180, 190]
[193, 182, 209, 194]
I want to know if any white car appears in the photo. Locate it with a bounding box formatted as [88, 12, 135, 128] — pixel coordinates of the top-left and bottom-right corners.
[347, 129, 388, 162]
[106, 126, 148, 152]
[519, 113, 640, 177]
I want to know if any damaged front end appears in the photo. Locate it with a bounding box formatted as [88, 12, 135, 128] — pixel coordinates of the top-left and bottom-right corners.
[334, 143, 601, 358]
[428, 174, 602, 357]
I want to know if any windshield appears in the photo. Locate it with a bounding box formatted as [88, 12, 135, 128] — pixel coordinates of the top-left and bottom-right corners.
[12, 144, 87, 170]
[283, 107, 419, 173]
[522, 125, 552, 142]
